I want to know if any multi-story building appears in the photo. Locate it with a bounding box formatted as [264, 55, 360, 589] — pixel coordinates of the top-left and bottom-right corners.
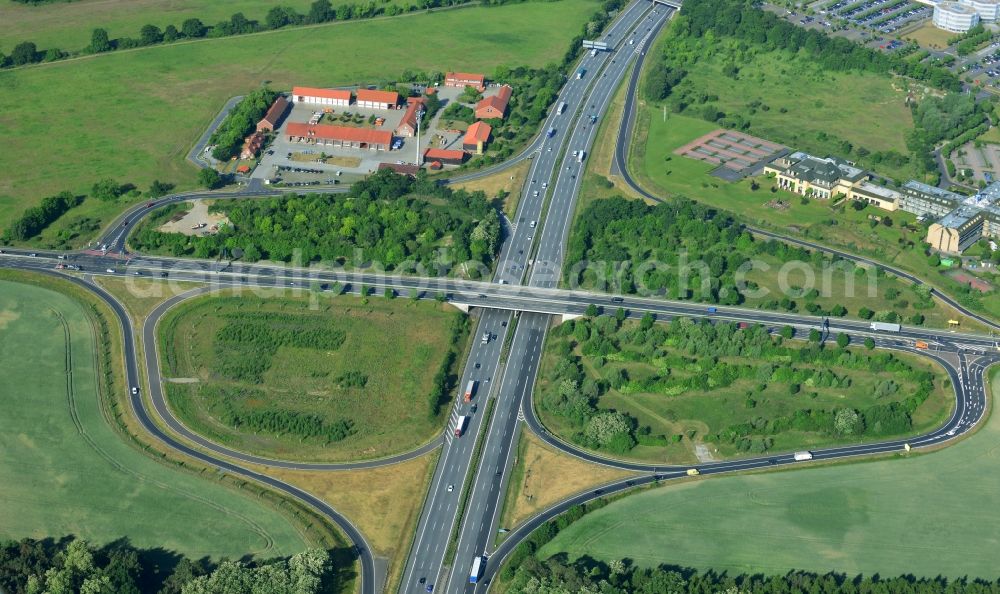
[897, 181, 962, 219]
[763, 151, 868, 199]
[932, 1, 980, 32]
[961, 0, 1000, 21]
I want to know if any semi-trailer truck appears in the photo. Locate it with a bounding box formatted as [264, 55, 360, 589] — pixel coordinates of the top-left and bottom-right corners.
[464, 380, 476, 402]
[455, 416, 468, 437]
[870, 322, 901, 332]
[469, 556, 486, 584]
[793, 451, 813, 461]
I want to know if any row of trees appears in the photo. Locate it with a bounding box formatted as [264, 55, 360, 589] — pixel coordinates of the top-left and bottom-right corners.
[3, 191, 82, 242]
[507, 549, 1000, 594]
[0, 0, 497, 69]
[220, 403, 355, 443]
[0, 536, 342, 594]
[209, 88, 279, 161]
[131, 169, 501, 273]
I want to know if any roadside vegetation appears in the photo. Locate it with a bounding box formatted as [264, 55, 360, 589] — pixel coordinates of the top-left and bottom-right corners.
[132, 170, 502, 274]
[0, 277, 316, 560]
[0, 0, 599, 248]
[531, 365, 1000, 579]
[536, 312, 950, 462]
[159, 291, 469, 462]
[566, 195, 964, 328]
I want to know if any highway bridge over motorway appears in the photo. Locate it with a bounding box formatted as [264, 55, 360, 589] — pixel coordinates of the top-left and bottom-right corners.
[2, 1, 999, 593]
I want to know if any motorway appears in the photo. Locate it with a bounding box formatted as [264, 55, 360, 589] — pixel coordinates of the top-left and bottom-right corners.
[2, 1, 1000, 593]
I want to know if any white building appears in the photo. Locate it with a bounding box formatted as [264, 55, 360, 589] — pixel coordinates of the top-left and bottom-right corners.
[291, 86, 351, 107]
[960, 0, 1000, 21]
[933, 1, 981, 31]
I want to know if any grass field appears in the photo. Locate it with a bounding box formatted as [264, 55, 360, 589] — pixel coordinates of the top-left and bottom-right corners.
[499, 430, 635, 532]
[656, 32, 918, 181]
[94, 276, 203, 327]
[160, 291, 467, 461]
[255, 450, 437, 594]
[901, 21, 956, 50]
[0, 279, 310, 559]
[536, 316, 952, 464]
[453, 158, 533, 217]
[540, 365, 1000, 578]
[0, 0, 598, 248]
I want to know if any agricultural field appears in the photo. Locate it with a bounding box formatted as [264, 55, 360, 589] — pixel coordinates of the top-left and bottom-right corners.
[0, 0, 322, 52]
[539, 365, 1000, 579]
[0, 0, 599, 247]
[0, 279, 309, 558]
[536, 314, 951, 464]
[159, 291, 468, 461]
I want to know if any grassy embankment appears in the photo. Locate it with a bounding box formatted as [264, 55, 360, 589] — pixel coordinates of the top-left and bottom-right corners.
[539, 365, 1000, 578]
[0, 275, 316, 560]
[159, 291, 469, 462]
[0, 0, 599, 248]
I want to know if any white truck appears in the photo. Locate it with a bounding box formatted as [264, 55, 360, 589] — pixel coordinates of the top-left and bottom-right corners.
[481, 332, 490, 345]
[454, 415, 468, 437]
[793, 451, 813, 461]
[870, 322, 901, 332]
[577, 150, 586, 163]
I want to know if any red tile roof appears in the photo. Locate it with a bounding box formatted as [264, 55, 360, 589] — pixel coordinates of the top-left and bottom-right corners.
[475, 85, 512, 118]
[292, 86, 352, 101]
[464, 121, 491, 144]
[396, 98, 425, 131]
[286, 122, 392, 145]
[356, 89, 400, 105]
[259, 96, 289, 126]
[446, 72, 486, 86]
[423, 148, 466, 161]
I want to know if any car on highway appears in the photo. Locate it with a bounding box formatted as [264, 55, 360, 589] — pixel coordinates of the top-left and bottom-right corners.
[28, 253, 37, 257]
[146, 202, 156, 208]
[131, 387, 138, 395]
[447, 484, 454, 492]
[106, 268, 114, 273]
[426, 585, 433, 593]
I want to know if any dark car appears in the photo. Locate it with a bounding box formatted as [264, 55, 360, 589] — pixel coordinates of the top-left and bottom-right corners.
[146, 202, 155, 208]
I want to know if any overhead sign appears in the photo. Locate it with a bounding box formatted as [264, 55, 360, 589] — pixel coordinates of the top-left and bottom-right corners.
[582, 40, 609, 51]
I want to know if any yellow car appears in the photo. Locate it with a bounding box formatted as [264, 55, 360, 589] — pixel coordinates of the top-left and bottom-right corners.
[686, 468, 700, 476]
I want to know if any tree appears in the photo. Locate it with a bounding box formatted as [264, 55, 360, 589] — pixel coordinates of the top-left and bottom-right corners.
[267, 6, 294, 29]
[584, 412, 632, 446]
[585, 303, 599, 317]
[779, 326, 794, 339]
[808, 328, 821, 342]
[864, 337, 876, 350]
[198, 168, 223, 189]
[308, 0, 335, 23]
[147, 179, 174, 198]
[858, 307, 875, 320]
[139, 24, 163, 45]
[835, 408, 860, 435]
[163, 24, 180, 42]
[181, 18, 207, 38]
[615, 307, 627, 324]
[90, 28, 112, 53]
[836, 332, 850, 348]
[831, 304, 847, 317]
[10, 41, 38, 65]
[91, 178, 122, 201]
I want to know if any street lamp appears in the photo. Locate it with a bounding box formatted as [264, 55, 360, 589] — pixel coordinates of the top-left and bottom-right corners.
[416, 108, 425, 166]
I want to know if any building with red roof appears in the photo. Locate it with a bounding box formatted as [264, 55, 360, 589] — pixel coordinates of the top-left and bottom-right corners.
[423, 148, 466, 166]
[240, 132, 264, 159]
[292, 86, 352, 107]
[286, 122, 392, 151]
[378, 162, 421, 176]
[256, 96, 289, 132]
[394, 97, 425, 138]
[445, 72, 486, 91]
[462, 121, 492, 155]
[356, 89, 399, 110]
[475, 85, 512, 120]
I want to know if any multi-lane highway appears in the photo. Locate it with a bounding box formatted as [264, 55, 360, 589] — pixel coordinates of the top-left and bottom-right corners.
[3, 1, 1000, 593]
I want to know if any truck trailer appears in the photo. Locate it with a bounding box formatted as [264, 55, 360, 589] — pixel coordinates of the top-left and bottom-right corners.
[464, 380, 476, 402]
[870, 322, 901, 332]
[469, 556, 486, 584]
[793, 451, 813, 461]
[455, 416, 468, 437]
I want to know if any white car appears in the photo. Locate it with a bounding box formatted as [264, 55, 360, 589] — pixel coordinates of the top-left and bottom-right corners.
[447, 484, 454, 492]
[131, 387, 138, 395]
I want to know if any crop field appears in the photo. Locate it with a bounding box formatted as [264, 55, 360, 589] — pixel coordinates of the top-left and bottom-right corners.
[0, 0, 598, 247]
[160, 291, 467, 461]
[540, 366, 1000, 579]
[536, 315, 951, 464]
[0, 279, 308, 558]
